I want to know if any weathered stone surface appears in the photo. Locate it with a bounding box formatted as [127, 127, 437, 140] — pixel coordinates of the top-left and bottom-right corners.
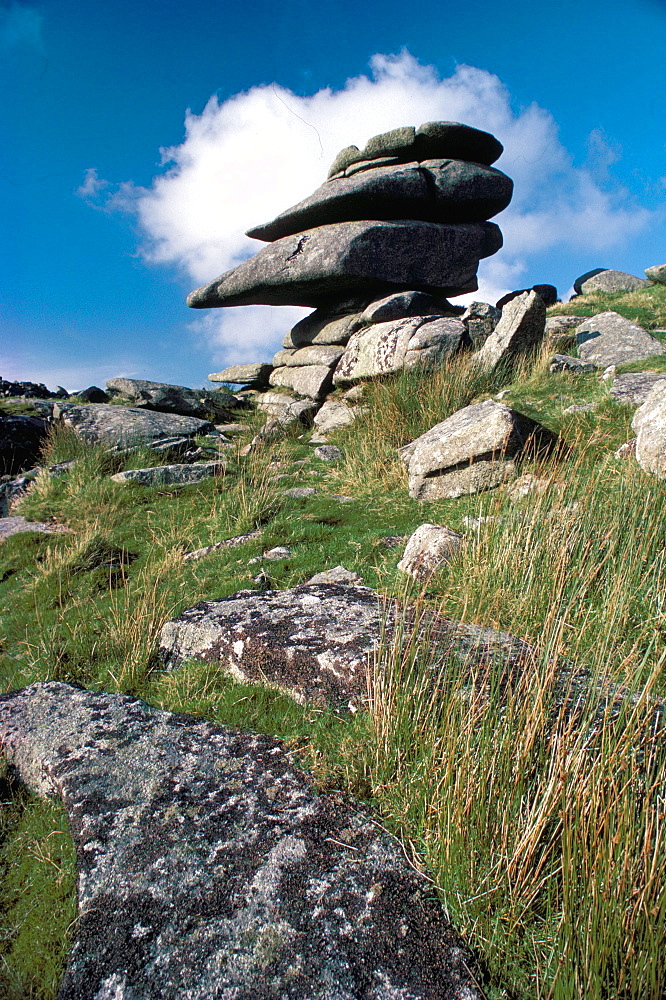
[576, 312, 666, 368]
[158, 584, 533, 712]
[327, 121, 503, 178]
[255, 392, 318, 426]
[549, 354, 597, 374]
[334, 317, 467, 384]
[397, 524, 465, 582]
[360, 290, 461, 325]
[247, 159, 513, 241]
[577, 269, 650, 295]
[59, 404, 215, 447]
[0, 412, 47, 476]
[461, 301, 500, 347]
[187, 220, 503, 309]
[183, 531, 262, 561]
[505, 473, 555, 502]
[314, 444, 343, 461]
[283, 487, 318, 499]
[268, 365, 334, 400]
[474, 291, 546, 368]
[645, 264, 666, 284]
[544, 315, 587, 346]
[288, 308, 366, 348]
[272, 345, 345, 368]
[78, 385, 110, 403]
[400, 400, 556, 501]
[306, 566, 364, 585]
[631, 380, 666, 478]
[0, 681, 482, 1000]
[208, 363, 273, 388]
[573, 268, 607, 293]
[313, 399, 360, 433]
[609, 372, 666, 406]
[110, 462, 224, 487]
[0, 516, 71, 541]
[106, 378, 237, 421]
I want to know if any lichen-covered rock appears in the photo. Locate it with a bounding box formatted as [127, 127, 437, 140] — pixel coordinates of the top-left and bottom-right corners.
[397, 524, 465, 582]
[208, 363, 273, 388]
[609, 372, 666, 406]
[313, 399, 360, 433]
[334, 317, 467, 384]
[544, 315, 587, 347]
[187, 220, 502, 309]
[287, 307, 367, 348]
[400, 400, 556, 501]
[268, 365, 335, 400]
[549, 355, 597, 374]
[0, 681, 482, 1000]
[576, 269, 650, 295]
[360, 290, 461, 325]
[645, 264, 666, 285]
[246, 159, 512, 241]
[106, 378, 237, 421]
[58, 404, 215, 447]
[461, 301, 500, 347]
[576, 312, 666, 368]
[159, 584, 535, 712]
[110, 462, 225, 487]
[272, 345, 345, 368]
[0, 516, 71, 540]
[306, 565, 364, 585]
[474, 291, 546, 368]
[631, 380, 666, 478]
[255, 392, 318, 426]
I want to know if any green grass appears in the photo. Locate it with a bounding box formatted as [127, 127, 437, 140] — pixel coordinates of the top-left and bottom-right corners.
[1, 283, 666, 998]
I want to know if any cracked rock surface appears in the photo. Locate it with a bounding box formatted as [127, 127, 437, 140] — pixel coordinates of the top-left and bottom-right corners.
[0, 682, 481, 1000]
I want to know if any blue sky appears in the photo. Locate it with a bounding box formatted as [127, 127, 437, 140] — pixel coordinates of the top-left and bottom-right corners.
[2, 0, 665, 391]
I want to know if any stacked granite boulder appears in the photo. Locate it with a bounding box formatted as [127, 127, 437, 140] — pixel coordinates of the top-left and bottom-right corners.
[198, 121, 512, 409]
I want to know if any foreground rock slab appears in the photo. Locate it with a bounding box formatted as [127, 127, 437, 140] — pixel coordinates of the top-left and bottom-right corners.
[159, 583, 534, 711]
[0, 516, 71, 541]
[632, 380, 666, 478]
[609, 372, 666, 406]
[474, 291, 546, 368]
[110, 462, 225, 487]
[0, 682, 481, 1000]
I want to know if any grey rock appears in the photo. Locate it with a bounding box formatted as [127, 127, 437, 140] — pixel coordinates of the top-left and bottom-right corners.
[397, 524, 465, 582]
[495, 284, 558, 309]
[609, 372, 666, 406]
[183, 531, 263, 561]
[461, 301, 501, 347]
[313, 399, 359, 434]
[106, 378, 237, 421]
[577, 269, 650, 295]
[0, 412, 48, 476]
[314, 445, 343, 461]
[474, 291, 546, 368]
[615, 439, 637, 460]
[645, 264, 666, 284]
[256, 546, 292, 562]
[268, 365, 334, 400]
[59, 404, 214, 447]
[158, 583, 533, 712]
[334, 316, 467, 384]
[208, 363, 273, 388]
[247, 159, 513, 241]
[505, 473, 556, 501]
[401, 399, 556, 501]
[255, 392, 318, 426]
[288, 308, 366, 348]
[631, 380, 666, 478]
[326, 121, 503, 178]
[306, 566, 364, 586]
[573, 268, 607, 293]
[0, 516, 71, 541]
[576, 312, 666, 368]
[187, 220, 503, 309]
[308, 432, 330, 444]
[0, 681, 481, 1000]
[549, 355, 597, 374]
[215, 422, 251, 435]
[360, 290, 461, 325]
[77, 385, 109, 403]
[110, 462, 225, 487]
[272, 345, 345, 368]
[283, 487, 318, 499]
[331, 494, 356, 502]
[562, 403, 598, 414]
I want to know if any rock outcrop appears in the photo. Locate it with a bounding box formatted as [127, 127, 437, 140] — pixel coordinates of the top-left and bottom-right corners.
[576, 312, 666, 368]
[106, 378, 238, 421]
[57, 403, 216, 447]
[0, 681, 482, 1000]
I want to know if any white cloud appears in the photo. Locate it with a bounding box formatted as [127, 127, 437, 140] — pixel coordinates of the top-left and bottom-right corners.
[102, 50, 655, 363]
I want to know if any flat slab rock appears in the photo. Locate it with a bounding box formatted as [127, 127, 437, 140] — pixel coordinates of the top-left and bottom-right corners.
[609, 371, 666, 406]
[59, 404, 215, 446]
[0, 681, 481, 1000]
[0, 515, 71, 540]
[187, 220, 502, 309]
[159, 583, 534, 712]
[576, 312, 666, 368]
